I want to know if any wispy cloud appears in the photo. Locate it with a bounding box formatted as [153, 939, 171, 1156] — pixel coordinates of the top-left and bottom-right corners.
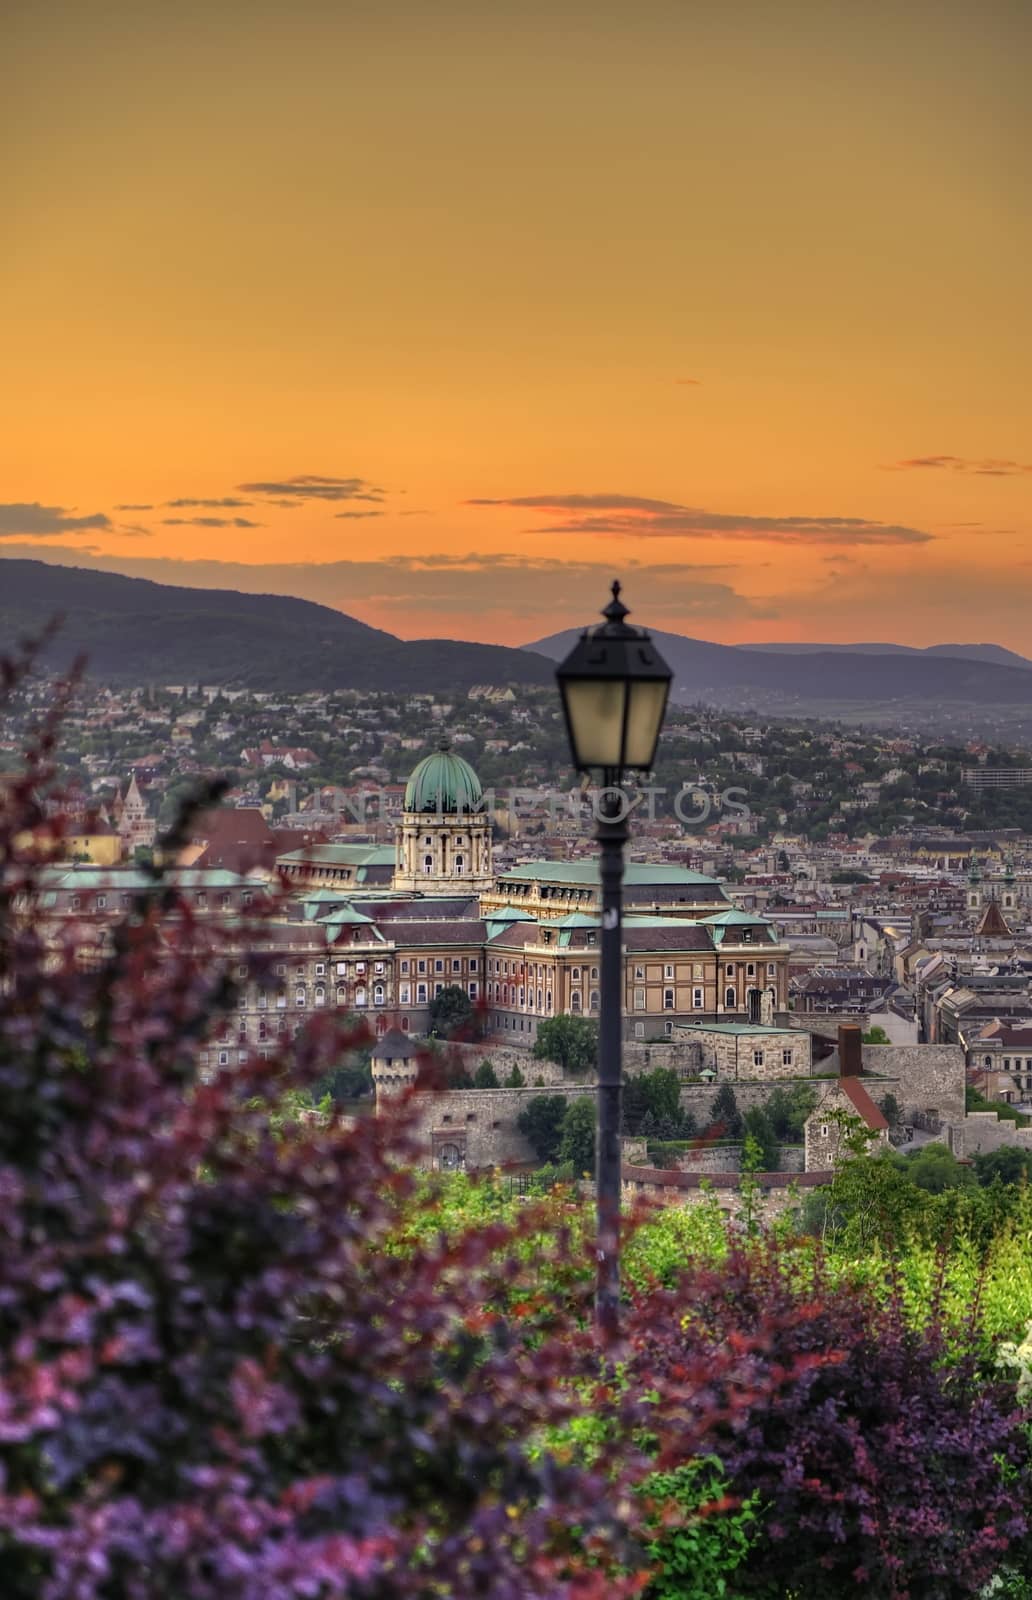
[160, 516, 264, 529]
[0, 546, 773, 628]
[164, 496, 254, 508]
[469, 492, 933, 546]
[334, 510, 384, 520]
[235, 474, 385, 503]
[0, 502, 112, 538]
[114, 503, 153, 511]
[883, 455, 1032, 476]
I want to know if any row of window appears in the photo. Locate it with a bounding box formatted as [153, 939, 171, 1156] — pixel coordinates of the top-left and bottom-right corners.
[69, 890, 245, 912]
[251, 956, 479, 981]
[239, 981, 481, 1010]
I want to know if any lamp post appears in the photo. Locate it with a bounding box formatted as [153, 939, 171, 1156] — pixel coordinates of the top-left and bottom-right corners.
[556, 582, 673, 1335]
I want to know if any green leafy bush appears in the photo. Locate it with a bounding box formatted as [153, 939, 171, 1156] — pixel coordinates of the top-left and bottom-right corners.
[641, 1459, 763, 1600]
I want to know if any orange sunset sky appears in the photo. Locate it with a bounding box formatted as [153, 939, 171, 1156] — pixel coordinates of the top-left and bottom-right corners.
[2, 0, 1030, 648]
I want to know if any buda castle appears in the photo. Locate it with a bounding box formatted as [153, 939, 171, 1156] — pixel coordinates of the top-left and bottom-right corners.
[266, 739, 790, 1049]
[39, 740, 790, 1070]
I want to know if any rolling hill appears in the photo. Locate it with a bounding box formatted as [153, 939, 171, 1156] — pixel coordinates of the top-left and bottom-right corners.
[525, 625, 1032, 716]
[748, 641, 1032, 670]
[0, 560, 554, 692]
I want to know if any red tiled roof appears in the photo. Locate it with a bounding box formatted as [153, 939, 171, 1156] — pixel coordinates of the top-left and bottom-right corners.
[839, 1075, 889, 1131]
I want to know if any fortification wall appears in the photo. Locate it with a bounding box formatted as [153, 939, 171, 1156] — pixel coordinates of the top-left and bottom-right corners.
[863, 1044, 965, 1123]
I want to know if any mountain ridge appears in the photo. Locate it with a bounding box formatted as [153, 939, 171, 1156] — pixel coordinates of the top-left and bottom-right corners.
[744, 641, 1032, 670]
[0, 560, 554, 692]
[524, 625, 1032, 711]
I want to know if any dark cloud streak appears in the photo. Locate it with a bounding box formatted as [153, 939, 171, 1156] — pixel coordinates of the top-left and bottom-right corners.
[160, 516, 264, 528]
[236, 474, 386, 502]
[470, 491, 933, 546]
[0, 502, 112, 537]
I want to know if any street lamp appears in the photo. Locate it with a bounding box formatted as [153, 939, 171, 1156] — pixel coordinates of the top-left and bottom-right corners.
[556, 581, 673, 1335]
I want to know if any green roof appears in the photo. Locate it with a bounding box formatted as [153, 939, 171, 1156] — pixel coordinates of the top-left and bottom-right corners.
[313, 904, 374, 926]
[42, 867, 245, 890]
[498, 862, 719, 887]
[702, 908, 774, 925]
[404, 740, 484, 814]
[277, 844, 395, 866]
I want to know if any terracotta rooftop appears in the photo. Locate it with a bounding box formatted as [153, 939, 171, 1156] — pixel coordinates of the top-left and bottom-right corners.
[838, 1075, 889, 1131]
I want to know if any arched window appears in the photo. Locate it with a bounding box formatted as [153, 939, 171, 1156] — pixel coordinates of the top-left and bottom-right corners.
[589, 989, 599, 1012]
[571, 967, 581, 981]
[295, 987, 306, 1007]
[571, 992, 582, 1013]
[355, 985, 367, 1008]
[314, 986, 326, 1006]
[423, 855, 433, 873]
[725, 987, 736, 1009]
[336, 985, 347, 1006]
[373, 982, 385, 1006]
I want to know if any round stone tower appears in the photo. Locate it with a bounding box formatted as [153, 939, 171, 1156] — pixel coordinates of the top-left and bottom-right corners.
[393, 736, 493, 893]
[371, 1026, 421, 1109]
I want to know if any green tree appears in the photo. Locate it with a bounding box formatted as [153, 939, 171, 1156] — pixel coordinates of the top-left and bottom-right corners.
[879, 1091, 902, 1130]
[743, 1104, 779, 1172]
[559, 1097, 596, 1175]
[974, 1146, 1032, 1187]
[428, 984, 474, 1038]
[504, 1063, 525, 1088]
[898, 1142, 975, 1194]
[708, 1082, 743, 1140]
[532, 1014, 598, 1075]
[516, 1095, 567, 1163]
[764, 1083, 817, 1143]
[803, 1147, 927, 1250]
[473, 1059, 499, 1088]
[862, 1025, 890, 1044]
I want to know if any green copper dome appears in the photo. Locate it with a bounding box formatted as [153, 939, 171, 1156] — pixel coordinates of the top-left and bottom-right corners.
[404, 737, 484, 814]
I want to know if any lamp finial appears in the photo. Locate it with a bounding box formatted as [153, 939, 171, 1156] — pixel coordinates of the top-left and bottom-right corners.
[603, 580, 629, 626]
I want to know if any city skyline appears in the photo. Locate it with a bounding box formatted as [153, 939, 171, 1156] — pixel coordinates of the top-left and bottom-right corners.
[2, 0, 1030, 648]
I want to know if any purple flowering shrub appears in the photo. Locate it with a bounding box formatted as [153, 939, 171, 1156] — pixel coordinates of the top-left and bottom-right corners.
[4, 648, 1028, 1600]
[0, 654, 661, 1599]
[630, 1241, 1031, 1599]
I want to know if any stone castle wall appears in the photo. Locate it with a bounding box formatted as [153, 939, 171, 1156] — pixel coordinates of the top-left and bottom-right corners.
[673, 1027, 811, 1082]
[620, 1166, 831, 1222]
[862, 1045, 965, 1123]
[787, 1013, 871, 1038]
[950, 1112, 1032, 1160]
[408, 1083, 597, 1168]
[448, 1043, 567, 1084]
